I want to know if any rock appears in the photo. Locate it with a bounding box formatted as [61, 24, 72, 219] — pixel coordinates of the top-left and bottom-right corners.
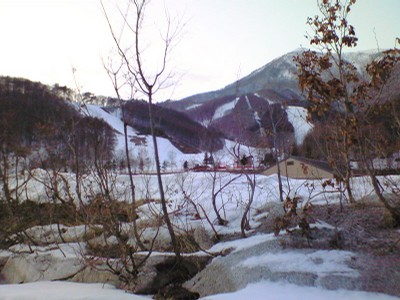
[1, 246, 118, 285]
[70, 264, 119, 285]
[88, 234, 118, 248]
[0, 251, 11, 270]
[262, 201, 286, 219]
[23, 224, 101, 245]
[132, 254, 168, 293]
[128, 227, 173, 252]
[254, 201, 286, 233]
[193, 226, 214, 250]
[132, 225, 215, 253]
[183, 236, 362, 298]
[1, 252, 83, 283]
[0, 250, 11, 283]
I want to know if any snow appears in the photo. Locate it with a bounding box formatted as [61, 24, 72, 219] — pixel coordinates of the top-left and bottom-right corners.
[245, 95, 251, 109]
[207, 233, 276, 253]
[0, 281, 150, 300]
[212, 97, 239, 120]
[1, 280, 396, 300]
[22, 224, 94, 245]
[200, 281, 400, 300]
[8, 242, 84, 259]
[186, 103, 202, 110]
[253, 111, 261, 126]
[286, 106, 313, 145]
[266, 98, 274, 104]
[86, 104, 130, 136]
[241, 249, 359, 278]
[83, 104, 204, 168]
[343, 50, 380, 74]
[280, 68, 296, 80]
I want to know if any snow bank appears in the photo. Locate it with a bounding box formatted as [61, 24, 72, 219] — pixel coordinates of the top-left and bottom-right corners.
[241, 249, 359, 278]
[200, 280, 400, 300]
[0, 281, 149, 300]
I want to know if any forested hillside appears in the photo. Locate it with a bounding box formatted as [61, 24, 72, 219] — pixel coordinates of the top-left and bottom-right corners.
[0, 77, 116, 170]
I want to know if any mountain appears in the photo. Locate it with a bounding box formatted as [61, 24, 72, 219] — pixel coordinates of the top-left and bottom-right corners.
[162, 49, 304, 113]
[160, 50, 309, 147]
[1, 49, 397, 169]
[160, 49, 391, 147]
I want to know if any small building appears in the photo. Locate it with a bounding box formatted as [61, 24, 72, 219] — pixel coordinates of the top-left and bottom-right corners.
[262, 156, 336, 179]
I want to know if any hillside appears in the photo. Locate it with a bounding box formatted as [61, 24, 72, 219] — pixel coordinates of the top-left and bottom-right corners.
[121, 100, 224, 153]
[0, 77, 116, 170]
[180, 93, 297, 147]
[0, 77, 226, 171]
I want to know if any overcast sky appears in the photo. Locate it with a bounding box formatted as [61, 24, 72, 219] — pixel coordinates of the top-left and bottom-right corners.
[1, 0, 399, 101]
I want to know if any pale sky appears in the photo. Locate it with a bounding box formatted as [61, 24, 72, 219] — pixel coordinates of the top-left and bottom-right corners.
[0, 0, 399, 101]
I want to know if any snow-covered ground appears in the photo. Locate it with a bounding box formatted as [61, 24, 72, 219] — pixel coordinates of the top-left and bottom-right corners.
[2, 168, 400, 299]
[2, 231, 399, 300]
[201, 281, 400, 300]
[1, 262, 399, 300]
[0, 281, 398, 300]
[0, 281, 150, 300]
[0, 281, 399, 300]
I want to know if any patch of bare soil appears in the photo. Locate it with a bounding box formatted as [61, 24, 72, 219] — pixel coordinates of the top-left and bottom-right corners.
[256, 200, 400, 297]
[312, 202, 400, 296]
[310, 203, 399, 253]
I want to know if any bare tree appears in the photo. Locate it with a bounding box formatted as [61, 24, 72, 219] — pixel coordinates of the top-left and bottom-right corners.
[101, 0, 183, 259]
[294, 0, 360, 203]
[209, 169, 241, 226]
[264, 103, 294, 202]
[295, 0, 400, 221]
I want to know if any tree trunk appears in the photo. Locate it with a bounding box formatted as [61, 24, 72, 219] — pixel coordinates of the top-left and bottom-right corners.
[123, 122, 146, 250]
[211, 173, 227, 226]
[343, 149, 355, 204]
[147, 93, 181, 260]
[366, 165, 400, 225]
[241, 174, 256, 238]
[275, 148, 284, 202]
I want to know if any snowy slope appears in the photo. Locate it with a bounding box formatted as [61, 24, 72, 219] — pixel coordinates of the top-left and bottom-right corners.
[85, 104, 204, 168]
[212, 97, 239, 120]
[286, 106, 313, 145]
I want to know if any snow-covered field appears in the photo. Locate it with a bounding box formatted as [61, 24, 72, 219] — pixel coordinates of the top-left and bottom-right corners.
[201, 281, 400, 300]
[1, 167, 399, 299]
[0, 281, 150, 300]
[0, 281, 399, 300]
[1, 280, 399, 300]
[1, 103, 399, 300]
